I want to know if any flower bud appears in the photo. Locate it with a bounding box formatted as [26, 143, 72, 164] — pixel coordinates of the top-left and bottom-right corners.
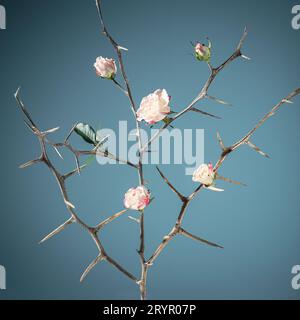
[124, 186, 151, 211]
[137, 89, 171, 124]
[94, 56, 117, 79]
[194, 41, 211, 62]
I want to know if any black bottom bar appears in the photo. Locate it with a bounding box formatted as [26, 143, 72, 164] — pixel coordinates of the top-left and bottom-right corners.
[0, 300, 298, 318]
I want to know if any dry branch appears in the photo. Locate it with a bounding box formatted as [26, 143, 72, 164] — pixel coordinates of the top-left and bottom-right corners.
[15, 0, 300, 301]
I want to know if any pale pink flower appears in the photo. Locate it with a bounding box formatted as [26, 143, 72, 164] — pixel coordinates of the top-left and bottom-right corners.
[124, 186, 151, 211]
[192, 163, 215, 186]
[137, 89, 171, 124]
[192, 163, 224, 191]
[94, 56, 117, 79]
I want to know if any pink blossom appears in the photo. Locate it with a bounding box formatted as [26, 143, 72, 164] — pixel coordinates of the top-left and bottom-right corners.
[124, 186, 151, 211]
[94, 56, 117, 79]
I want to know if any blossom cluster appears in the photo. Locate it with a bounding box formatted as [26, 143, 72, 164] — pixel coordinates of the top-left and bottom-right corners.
[93, 42, 222, 211]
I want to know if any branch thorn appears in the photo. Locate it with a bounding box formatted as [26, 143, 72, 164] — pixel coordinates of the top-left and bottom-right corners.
[80, 255, 103, 282]
[246, 140, 270, 158]
[19, 158, 42, 169]
[39, 217, 74, 244]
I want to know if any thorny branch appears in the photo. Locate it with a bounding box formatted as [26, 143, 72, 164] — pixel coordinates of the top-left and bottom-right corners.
[95, 0, 144, 185]
[140, 26, 248, 156]
[95, 0, 147, 299]
[16, 0, 300, 300]
[147, 88, 300, 267]
[16, 87, 138, 284]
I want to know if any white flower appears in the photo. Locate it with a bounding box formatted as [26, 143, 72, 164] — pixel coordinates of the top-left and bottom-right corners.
[124, 186, 151, 211]
[192, 163, 215, 186]
[94, 56, 117, 79]
[137, 89, 171, 124]
[192, 163, 224, 192]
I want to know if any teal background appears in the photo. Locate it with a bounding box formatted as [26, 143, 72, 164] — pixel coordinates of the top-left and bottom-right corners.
[0, 0, 300, 299]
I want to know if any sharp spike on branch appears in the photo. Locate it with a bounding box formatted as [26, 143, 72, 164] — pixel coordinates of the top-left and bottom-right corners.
[246, 141, 270, 158]
[118, 45, 128, 51]
[232, 89, 300, 150]
[64, 123, 79, 143]
[237, 26, 248, 51]
[216, 131, 225, 150]
[189, 107, 221, 119]
[282, 99, 293, 104]
[95, 209, 128, 231]
[206, 95, 232, 106]
[63, 164, 88, 180]
[156, 166, 186, 202]
[128, 216, 140, 224]
[80, 255, 103, 282]
[23, 120, 36, 133]
[179, 228, 224, 249]
[14, 86, 20, 98]
[39, 217, 74, 244]
[19, 158, 42, 169]
[73, 154, 81, 175]
[64, 199, 75, 209]
[42, 127, 60, 135]
[216, 174, 247, 187]
[14, 87, 37, 129]
[52, 145, 64, 159]
[94, 134, 110, 150]
[241, 54, 251, 61]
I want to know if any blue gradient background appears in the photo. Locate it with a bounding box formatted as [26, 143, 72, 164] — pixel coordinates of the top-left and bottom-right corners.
[0, 0, 300, 300]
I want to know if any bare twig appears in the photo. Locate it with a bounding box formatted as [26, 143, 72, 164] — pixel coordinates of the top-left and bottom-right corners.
[156, 166, 187, 202]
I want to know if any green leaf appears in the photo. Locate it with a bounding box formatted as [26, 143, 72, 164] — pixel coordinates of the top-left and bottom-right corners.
[74, 123, 97, 145]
